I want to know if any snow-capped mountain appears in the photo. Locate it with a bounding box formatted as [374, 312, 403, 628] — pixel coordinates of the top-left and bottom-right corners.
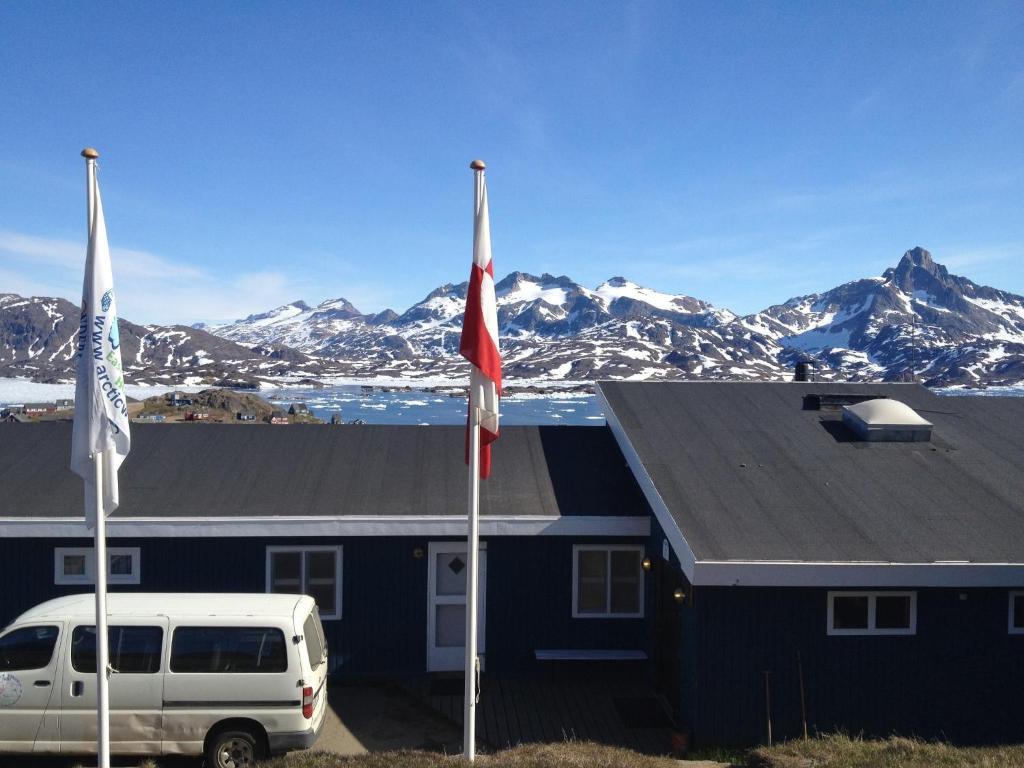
[738, 248, 1024, 386]
[204, 272, 769, 381]
[204, 250, 1024, 387]
[5, 248, 1024, 388]
[0, 293, 331, 386]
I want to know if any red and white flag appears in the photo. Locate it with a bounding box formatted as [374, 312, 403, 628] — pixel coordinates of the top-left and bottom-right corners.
[460, 167, 501, 478]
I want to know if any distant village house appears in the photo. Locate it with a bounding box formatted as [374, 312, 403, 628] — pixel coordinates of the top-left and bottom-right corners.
[23, 403, 56, 415]
[168, 392, 193, 408]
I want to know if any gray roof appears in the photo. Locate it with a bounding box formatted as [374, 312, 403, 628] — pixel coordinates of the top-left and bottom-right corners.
[0, 423, 647, 519]
[599, 382, 1024, 565]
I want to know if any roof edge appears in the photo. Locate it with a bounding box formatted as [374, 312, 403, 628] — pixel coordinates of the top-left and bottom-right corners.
[597, 386, 700, 581]
[693, 560, 1024, 587]
[0, 515, 650, 538]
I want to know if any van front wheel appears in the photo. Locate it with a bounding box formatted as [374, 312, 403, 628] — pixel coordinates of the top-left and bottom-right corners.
[206, 728, 265, 768]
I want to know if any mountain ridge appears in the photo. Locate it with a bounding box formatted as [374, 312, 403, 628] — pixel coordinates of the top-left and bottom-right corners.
[3, 247, 1024, 388]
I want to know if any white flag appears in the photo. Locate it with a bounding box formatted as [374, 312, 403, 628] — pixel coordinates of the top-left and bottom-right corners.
[70, 164, 131, 529]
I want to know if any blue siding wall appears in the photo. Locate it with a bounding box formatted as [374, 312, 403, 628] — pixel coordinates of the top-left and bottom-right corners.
[646, 514, 696, 731]
[484, 537, 654, 674]
[693, 586, 1024, 746]
[0, 535, 654, 679]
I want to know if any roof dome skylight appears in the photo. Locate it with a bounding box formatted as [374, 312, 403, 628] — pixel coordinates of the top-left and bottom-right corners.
[842, 399, 933, 442]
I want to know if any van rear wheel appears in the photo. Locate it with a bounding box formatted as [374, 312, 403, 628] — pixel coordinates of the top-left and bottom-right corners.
[207, 728, 265, 768]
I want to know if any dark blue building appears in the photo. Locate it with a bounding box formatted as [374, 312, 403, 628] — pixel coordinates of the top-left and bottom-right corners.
[600, 382, 1024, 746]
[2, 381, 1023, 747]
[0, 423, 653, 681]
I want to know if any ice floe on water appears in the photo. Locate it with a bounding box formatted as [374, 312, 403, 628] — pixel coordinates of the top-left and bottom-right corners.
[940, 385, 1024, 398]
[0, 378, 205, 405]
[8, 375, 1015, 427]
[268, 384, 603, 425]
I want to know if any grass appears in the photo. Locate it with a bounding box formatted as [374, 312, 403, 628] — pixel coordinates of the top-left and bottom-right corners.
[746, 733, 1024, 768]
[53, 735, 1024, 768]
[261, 742, 684, 768]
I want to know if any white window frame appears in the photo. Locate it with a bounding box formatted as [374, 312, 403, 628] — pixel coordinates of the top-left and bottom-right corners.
[827, 591, 917, 636]
[54, 547, 141, 586]
[1010, 591, 1024, 635]
[571, 545, 644, 619]
[266, 545, 343, 620]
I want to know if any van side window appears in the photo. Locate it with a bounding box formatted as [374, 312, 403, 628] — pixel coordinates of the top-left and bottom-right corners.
[303, 611, 325, 671]
[170, 627, 287, 673]
[71, 626, 164, 673]
[0, 626, 59, 671]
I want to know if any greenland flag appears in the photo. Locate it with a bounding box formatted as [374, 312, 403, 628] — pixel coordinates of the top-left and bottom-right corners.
[70, 164, 131, 528]
[460, 169, 501, 478]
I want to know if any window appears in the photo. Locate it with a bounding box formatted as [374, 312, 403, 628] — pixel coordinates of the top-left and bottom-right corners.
[303, 609, 326, 672]
[71, 626, 163, 673]
[572, 546, 644, 618]
[827, 591, 916, 636]
[0, 626, 59, 671]
[266, 546, 342, 620]
[1010, 592, 1024, 635]
[170, 627, 287, 673]
[54, 547, 140, 585]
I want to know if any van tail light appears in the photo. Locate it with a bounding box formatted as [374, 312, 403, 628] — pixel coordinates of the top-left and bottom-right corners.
[302, 686, 314, 719]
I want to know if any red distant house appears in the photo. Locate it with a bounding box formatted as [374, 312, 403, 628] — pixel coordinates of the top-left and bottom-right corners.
[268, 410, 289, 425]
[184, 410, 210, 422]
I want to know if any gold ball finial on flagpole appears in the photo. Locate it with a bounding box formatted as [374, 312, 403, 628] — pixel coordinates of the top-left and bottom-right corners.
[81, 148, 100, 159]
[470, 159, 486, 171]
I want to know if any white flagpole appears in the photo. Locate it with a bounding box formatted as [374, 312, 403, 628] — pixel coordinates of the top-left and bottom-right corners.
[83, 147, 111, 768]
[94, 456, 110, 768]
[463, 403, 481, 761]
[463, 163, 485, 762]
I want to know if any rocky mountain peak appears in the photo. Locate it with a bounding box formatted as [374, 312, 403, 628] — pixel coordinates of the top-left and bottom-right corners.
[494, 271, 541, 291]
[241, 300, 309, 323]
[312, 297, 363, 319]
[422, 282, 467, 302]
[885, 247, 948, 289]
[904, 246, 935, 268]
[367, 308, 399, 326]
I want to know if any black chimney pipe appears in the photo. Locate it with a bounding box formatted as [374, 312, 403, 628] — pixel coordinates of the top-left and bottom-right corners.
[794, 361, 814, 382]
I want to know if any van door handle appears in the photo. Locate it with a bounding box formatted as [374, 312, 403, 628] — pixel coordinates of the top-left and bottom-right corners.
[33, 680, 51, 687]
[71, 681, 84, 697]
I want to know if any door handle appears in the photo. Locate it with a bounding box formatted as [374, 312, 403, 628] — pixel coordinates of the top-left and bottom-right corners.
[71, 680, 84, 697]
[33, 680, 51, 687]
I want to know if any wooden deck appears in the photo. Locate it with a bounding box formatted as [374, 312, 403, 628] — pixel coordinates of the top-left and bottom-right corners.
[403, 675, 677, 755]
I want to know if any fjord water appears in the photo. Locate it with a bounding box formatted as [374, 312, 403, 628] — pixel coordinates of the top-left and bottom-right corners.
[266, 386, 603, 425]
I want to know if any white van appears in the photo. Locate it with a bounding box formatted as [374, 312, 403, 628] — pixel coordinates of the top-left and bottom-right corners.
[0, 593, 328, 766]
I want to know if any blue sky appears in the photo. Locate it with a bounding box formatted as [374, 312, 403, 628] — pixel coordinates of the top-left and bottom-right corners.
[1, 1, 1022, 324]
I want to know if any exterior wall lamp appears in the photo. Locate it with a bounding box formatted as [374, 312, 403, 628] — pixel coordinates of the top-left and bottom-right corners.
[641, 557, 653, 572]
[673, 587, 686, 603]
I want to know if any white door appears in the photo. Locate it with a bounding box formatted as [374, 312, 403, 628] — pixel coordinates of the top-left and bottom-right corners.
[427, 542, 486, 672]
[60, 621, 167, 754]
[0, 623, 63, 753]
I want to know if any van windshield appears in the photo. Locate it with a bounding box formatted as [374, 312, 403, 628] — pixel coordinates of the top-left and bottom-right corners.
[303, 609, 326, 671]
